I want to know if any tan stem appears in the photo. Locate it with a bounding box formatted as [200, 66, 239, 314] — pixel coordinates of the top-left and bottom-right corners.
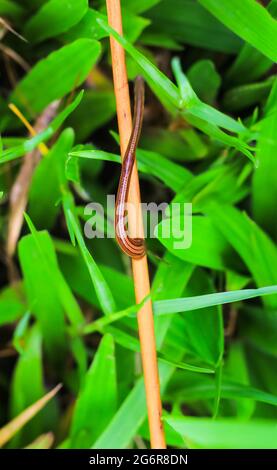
[106, 0, 166, 449]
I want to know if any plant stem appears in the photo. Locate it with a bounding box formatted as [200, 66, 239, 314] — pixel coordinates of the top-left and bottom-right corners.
[106, 0, 166, 449]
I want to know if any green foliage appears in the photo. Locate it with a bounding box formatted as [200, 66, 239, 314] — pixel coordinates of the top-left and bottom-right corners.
[11, 39, 100, 115]
[0, 285, 26, 326]
[154, 285, 277, 316]
[165, 416, 277, 448]
[252, 79, 277, 239]
[18, 231, 68, 359]
[0, 1, 25, 21]
[70, 334, 117, 447]
[187, 60, 221, 105]
[226, 1, 277, 84]
[0, 0, 277, 451]
[28, 128, 74, 229]
[24, 0, 88, 43]
[0, 92, 83, 163]
[145, 0, 242, 53]
[198, 0, 277, 61]
[9, 326, 47, 447]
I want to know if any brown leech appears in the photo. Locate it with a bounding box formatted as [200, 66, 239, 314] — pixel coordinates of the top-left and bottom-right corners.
[115, 76, 146, 259]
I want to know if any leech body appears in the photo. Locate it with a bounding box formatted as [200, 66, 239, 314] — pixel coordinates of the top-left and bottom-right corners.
[115, 76, 146, 259]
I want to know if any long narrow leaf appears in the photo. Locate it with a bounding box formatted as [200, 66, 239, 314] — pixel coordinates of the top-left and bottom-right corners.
[198, 0, 277, 61]
[62, 192, 116, 315]
[1, 92, 83, 165]
[154, 285, 277, 315]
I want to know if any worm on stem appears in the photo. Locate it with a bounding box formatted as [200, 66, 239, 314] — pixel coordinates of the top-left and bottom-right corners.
[115, 76, 146, 259]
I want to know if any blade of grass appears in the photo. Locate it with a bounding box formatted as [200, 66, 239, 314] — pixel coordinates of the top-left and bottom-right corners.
[23, 213, 85, 329]
[81, 295, 149, 335]
[198, 0, 277, 62]
[62, 191, 116, 315]
[1, 91, 83, 164]
[68, 146, 192, 192]
[70, 334, 117, 448]
[154, 285, 277, 315]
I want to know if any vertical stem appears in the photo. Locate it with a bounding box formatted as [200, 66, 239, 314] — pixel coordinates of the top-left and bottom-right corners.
[106, 0, 166, 449]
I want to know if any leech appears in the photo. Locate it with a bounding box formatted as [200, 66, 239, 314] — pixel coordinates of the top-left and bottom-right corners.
[115, 76, 146, 259]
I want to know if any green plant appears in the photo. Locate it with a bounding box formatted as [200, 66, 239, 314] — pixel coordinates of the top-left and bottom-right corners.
[0, 0, 277, 450]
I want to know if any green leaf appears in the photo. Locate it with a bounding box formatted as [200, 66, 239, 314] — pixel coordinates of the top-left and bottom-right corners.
[245, 346, 277, 411]
[224, 342, 255, 418]
[13, 312, 31, 355]
[226, 270, 251, 291]
[152, 252, 194, 350]
[0, 0, 25, 21]
[24, 0, 88, 43]
[0, 285, 25, 326]
[154, 285, 277, 316]
[213, 361, 223, 418]
[240, 305, 277, 357]
[60, 8, 106, 42]
[172, 161, 250, 210]
[0, 129, 52, 165]
[29, 128, 74, 229]
[159, 355, 214, 375]
[167, 369, 277, 407]
[1, 92, 83, 164]
[222, 78, 274, 112]
[65, 152, 80, 184]
[226, 0, 277, 84]
[140, 31, 182, 50]
[82, 300, 147, 336]
[20, 216, 84, 334]
[159, 268, 224, 367]
[141, 126, 206, 161]
[146, 0, 242, 53]
[58, 246, 134, 311]
[62, 192, 116, 315]
[138, 148, 193, 192]
[18, 232, 67, 359]
[97, 17, 180, 109]
[206, 204, 277, 308]
[70, 334, 117, 448]
[62, 7, 149, 44]
[49, 92, 84, 134]
[172, 57, 250, 137]
[187, 60, 221, 105]
[68, 146, 192, 193]
[19, 0, 45, 9]
[118, 8, 150, 43]
[198, 0, 277, 61]
[66, 89, 116, 142]
[9, 326, 46, 448]
[252, 78, 277, 239]
[156, 215, 237, 271]
[121, 0, 161, 14]
[93, 362, 173, 449]
[10, 39, 101, 115]
[165, 416, 277, 448]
